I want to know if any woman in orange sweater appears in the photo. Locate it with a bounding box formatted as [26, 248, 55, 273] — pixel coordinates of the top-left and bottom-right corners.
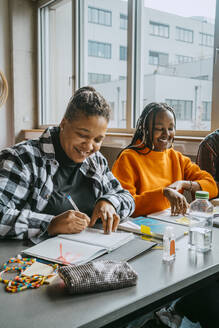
[112, 102, 218, 217]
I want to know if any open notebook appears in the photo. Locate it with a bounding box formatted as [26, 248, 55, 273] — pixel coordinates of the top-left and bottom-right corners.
[22, 228, 135, 265]
[147, 207, 219, 228]
[118, 216, 188, 240]
[148, 208, 191, 226]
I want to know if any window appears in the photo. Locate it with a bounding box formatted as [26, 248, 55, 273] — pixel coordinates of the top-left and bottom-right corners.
[165, 99, 193, 121]
[121, 101, 126, 121]
[199, 33, 214, 47]
[88, 73, 111, 84]
[149, 21, 169, 38]
[202, 101, 211, 121]
[120, 46, 127, 61]
[88, 6, 112, 26]
[176, 27, 193, 43]
[120, 14, 128, 30]
[38, 0, 73, 124]
[109, 102, 115, 120]
[88, 41, 111, 59]
[141, 2, 216, 133]
[175, 55, 193, 64]
[82, 0, 128, 128]
[38, 0, 219, 135]
[149, 51, 169, 66]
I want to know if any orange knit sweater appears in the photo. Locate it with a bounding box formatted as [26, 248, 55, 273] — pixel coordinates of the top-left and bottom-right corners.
[112, 147, 218, 217]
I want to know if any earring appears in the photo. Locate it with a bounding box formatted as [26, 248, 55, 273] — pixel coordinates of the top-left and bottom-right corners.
[151, 143, 154, 150]
[170, 138, 174, 148]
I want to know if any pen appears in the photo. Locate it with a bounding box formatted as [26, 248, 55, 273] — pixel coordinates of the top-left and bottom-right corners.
[67, 194, 79, 211]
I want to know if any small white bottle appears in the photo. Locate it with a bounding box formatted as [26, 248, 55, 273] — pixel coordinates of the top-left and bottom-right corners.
[163, 226, 176, 262]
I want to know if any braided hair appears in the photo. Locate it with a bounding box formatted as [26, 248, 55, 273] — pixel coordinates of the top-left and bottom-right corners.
[127, 102, 176, 154]
[64, 86, 111, 122]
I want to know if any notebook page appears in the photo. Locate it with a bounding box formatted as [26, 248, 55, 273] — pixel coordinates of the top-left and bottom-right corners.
[58, 228, 134, 251]
[148, 208, 190, 226]
[23, 236, 107, 265]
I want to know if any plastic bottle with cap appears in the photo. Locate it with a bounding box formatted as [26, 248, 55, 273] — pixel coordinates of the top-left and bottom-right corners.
[189, 190, 213, 252]
[163, 226, 176, 262]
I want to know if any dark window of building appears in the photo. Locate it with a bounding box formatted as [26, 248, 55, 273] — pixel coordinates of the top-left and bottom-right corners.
[88, 6, 112, 26]
[120, 14, 128, 30]
[149, 51, 169, 66]
[199, 33, 214, 47]
[88, 40, 111, 59]
[120, 46, 127, 61]
[175, 54, 193, 64]
[165, 99, 193, 120]
[176, 27, 193, 43]
[202, 101, 211, 121]
[149, 21, 169, 38]
[88, 73, 111, 84]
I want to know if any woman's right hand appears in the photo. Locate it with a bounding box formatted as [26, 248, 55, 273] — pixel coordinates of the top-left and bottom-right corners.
[163, 187, 189, 215]
[47, 210, 90, 236]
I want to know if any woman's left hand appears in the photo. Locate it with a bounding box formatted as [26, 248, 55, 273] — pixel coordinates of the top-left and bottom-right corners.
[163, 187, 189, 215]
[89, 200, 120, 234]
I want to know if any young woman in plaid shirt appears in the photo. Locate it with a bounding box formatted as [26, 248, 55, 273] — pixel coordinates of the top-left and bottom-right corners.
[0, 87, 134, 243]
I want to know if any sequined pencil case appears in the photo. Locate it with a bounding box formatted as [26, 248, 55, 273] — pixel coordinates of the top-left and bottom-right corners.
[58, 260, 138, 294]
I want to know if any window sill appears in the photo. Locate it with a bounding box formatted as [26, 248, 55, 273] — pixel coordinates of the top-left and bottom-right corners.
[21, 129, 202, 158]
[21, 129, 44, 140]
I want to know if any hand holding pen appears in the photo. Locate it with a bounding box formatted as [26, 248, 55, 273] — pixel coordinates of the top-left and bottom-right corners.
[47, 195, 90, 236]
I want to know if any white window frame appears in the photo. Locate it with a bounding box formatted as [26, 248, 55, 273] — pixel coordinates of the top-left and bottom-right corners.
[38, 0, 219, 137]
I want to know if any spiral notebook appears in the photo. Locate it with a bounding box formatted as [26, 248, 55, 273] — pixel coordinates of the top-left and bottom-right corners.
[22, 228, 137, 265]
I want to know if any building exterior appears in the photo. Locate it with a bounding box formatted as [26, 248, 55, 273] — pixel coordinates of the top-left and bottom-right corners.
[85, 0, 214, 130]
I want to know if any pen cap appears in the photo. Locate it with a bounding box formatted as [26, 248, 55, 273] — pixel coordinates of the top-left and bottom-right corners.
[164, 226, 174, 238]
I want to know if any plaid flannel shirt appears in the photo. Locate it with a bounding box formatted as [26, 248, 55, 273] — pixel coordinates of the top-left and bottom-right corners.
[196, 129, 219, 195]
[0, 127, 135, 243]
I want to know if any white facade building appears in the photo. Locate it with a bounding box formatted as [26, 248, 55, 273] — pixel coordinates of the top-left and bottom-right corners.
[85, 0, 214, 130]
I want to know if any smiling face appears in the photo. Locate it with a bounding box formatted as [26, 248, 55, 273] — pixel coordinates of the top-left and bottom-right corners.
[59, 114, 108, 163]
[150, 109, 175, 152]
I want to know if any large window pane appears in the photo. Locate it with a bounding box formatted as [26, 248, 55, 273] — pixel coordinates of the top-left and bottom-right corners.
[81, 0, 128, 128]
[140, 0, 216, 131]
[38, 0, 218, 134]
[39, 0, 73, 125]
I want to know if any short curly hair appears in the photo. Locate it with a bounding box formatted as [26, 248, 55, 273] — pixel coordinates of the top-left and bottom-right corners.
[64, 86, 111, 122]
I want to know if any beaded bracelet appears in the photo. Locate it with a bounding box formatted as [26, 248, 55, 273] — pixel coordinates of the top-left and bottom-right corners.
[0, 257, 58, 293]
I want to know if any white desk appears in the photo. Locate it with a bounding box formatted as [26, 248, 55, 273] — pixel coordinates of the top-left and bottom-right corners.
[1, 230, 219, 328]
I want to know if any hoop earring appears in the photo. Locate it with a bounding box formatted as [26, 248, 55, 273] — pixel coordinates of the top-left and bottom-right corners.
[170, 137, 174, 148]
